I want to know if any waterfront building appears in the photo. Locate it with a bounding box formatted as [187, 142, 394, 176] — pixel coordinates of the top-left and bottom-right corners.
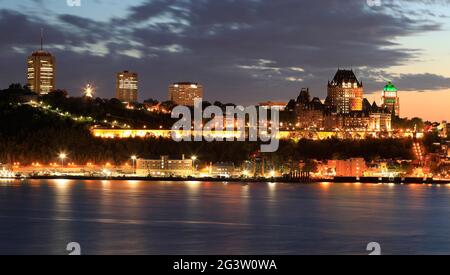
[169, 82, 203, 106]
[116, 71, 138, 102]
[327, 69, 364, 114]
[364, 160, 403, 177]
[334, 158, 367, 177]
[381, 82, 400, 117]
[210, 162, 239, 178]
[0, 165, 15, 178]
[27, 34, 55, 94]
[136, 155, 193, 177]
[316, 161, 337, 177]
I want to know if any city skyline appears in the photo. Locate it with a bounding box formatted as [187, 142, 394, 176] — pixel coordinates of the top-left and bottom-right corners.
[0, 0, 450, 121]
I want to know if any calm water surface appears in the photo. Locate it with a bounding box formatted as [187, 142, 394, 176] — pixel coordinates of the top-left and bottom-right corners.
[0, 179, 450, 255]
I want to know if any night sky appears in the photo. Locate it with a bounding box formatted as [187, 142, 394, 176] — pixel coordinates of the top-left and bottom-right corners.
[0, 0, 449, 120]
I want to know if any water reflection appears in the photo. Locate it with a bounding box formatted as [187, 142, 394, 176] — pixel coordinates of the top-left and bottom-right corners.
[320, 182, 331, 189]
[1, 180, 450, 255]
[54, 179, 71, 190]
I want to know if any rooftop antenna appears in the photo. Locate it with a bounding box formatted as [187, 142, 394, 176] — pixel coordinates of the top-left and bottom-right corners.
[40, 28, 44, 50]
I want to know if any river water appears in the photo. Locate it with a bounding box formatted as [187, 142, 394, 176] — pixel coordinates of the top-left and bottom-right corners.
[0, 179, 449, 255]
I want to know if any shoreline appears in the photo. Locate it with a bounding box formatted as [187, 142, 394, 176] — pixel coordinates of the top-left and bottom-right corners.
[4, 175, 449, 184]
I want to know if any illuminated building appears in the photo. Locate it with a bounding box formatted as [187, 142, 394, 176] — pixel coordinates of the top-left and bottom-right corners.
[210, 162, 239, 178]
[136, 155, 193, 177]
[323, 113, 340, 130]
[335, 158, 367, 177]
[296, 89, 325, 129]
[329, 111, 391, 132]
[169, 82, 203, 106]
[447, 123, 450, 139]
[91, 128, 291, 140]
[27, 33, 55, 94]
[296, 88, 391, 132]
[0, 165, 15, 179]
[381, 82, 400, 116]
[447, 145, 450, 160]
[369, 112, 392, 132]
[341, 101, 391, 132]
[116, 71, 138, 102]
[259, 101, 287, 111]
[327, 69, 364, 114]
[439, 121, 450, 138]
[90, 127, 395, 141]
[342, 112, 370, 130]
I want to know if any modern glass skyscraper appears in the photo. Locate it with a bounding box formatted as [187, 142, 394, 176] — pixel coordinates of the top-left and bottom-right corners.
[116, 71, 138, 102]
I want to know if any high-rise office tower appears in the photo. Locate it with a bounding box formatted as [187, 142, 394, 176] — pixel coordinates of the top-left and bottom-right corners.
[116, 71, 138, 102]
[168, 82, 203, 106]
[327, 69, 364, 114]
[27, 31, 55, 94]
[381, 82, 400, 117]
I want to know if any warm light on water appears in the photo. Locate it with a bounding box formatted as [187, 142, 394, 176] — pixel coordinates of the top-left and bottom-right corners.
[54, 179, 71, 190]
[127, 180, 140, 188]
[1, 180, 450, 255]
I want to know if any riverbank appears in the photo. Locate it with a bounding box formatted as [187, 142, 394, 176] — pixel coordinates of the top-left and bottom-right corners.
[4, 175, 449, 184]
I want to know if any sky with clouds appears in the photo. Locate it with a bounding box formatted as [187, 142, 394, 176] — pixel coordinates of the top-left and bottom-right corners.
[0, 0, 449, 121]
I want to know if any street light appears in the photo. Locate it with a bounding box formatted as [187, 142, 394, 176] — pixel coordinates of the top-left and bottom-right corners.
[84, 84, 94, 98]
[131, 155, 137, 174]
[270, 170, 276, 178]
[191, 156, 197, 171]
[243, 170, 250, 178]
[59, 153, 67, 167]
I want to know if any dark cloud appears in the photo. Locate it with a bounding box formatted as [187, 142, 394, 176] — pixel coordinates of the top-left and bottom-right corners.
[0, 10, 66, 49]
[0, 0, 448, 104]
[390, 73, 450, 91]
